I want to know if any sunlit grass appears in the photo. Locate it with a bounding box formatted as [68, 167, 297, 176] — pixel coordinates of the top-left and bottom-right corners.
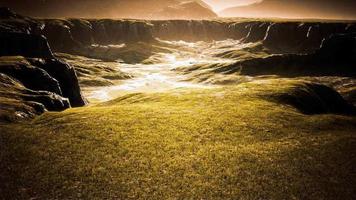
[1, 80, 355, 199]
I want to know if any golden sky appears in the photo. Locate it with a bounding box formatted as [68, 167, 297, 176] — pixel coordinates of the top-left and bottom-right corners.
[202, 0, 261, 11]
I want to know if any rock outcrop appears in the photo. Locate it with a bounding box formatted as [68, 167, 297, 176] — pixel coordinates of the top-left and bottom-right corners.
[28, 58, 86, 107]
[0, 32, 54, 58]
[0, 57, 61, 95]
[213, 33, 356, 77]
[2, 7, 355, 55]
[1, 8, 356, 121]
[0, 71, 70, 122]
[271, 81, 356, 115]
[0, 9, 86, 122]
[0, 56, 84, 113]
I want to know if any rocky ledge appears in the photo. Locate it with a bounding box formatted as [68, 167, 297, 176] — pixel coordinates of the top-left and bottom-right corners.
[0, 8, 86, 122]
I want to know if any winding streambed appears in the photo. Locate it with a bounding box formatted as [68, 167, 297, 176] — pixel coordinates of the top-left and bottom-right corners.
[83, 39, 247, 102]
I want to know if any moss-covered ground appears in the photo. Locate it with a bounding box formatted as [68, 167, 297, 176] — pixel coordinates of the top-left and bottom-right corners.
[1, 79, 355, 199]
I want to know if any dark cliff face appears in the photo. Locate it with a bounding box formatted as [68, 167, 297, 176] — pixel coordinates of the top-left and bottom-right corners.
[212, 33, 356, 77]
[0, 31, 87, 107]
[0, 57, 71, 122]
[2, 7, 354, 55]
[29, 58, 87, 107]
[0, 8, 86, 122]
[39, 19, 155, 53]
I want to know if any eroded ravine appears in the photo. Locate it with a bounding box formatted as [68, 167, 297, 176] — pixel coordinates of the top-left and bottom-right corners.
[83, 39, 246, 103]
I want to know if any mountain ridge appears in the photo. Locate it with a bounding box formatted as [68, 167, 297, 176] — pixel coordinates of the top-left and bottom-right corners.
[0, 0, 217, 19]
[219, 0, 356, 20]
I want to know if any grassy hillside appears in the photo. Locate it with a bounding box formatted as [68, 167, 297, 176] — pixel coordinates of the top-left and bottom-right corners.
[1, 79, 355, 199]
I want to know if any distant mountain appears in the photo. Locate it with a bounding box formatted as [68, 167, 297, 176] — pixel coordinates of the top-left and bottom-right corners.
[152, 1, 217, 19]
[219, 0, 356, 20]
[0, 0, 217, 19]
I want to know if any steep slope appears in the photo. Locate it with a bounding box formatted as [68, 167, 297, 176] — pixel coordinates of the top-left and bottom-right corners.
[220, 0, 356, 20]
[0, 0, 217, 19]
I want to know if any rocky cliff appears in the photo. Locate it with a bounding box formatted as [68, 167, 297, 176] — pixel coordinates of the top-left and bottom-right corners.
[0, 8, 86, 122]
[2, 6, 354, 55]
[1, 8, 356, 121]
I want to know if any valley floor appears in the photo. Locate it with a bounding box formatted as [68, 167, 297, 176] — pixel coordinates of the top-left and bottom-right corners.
[1, 39, 356, 199]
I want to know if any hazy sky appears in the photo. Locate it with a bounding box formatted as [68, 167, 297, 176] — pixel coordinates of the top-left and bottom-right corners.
[1, 0, 356, 20]
[202, 0, 261, 11]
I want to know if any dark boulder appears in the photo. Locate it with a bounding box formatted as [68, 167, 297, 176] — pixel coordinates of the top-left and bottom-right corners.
[22, 90, 71, 112]
[0, 56, 86, 108]
[28, 58, 87, 107]
[272, 82, 356, 115]
[0, 56, 62, 95]
[0, 73, 70, 122]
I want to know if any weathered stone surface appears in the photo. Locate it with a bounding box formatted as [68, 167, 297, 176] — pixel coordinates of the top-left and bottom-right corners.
[28, 58, 87, 107]
[0, 56, 61, 94]
[0, 72, 70, 122]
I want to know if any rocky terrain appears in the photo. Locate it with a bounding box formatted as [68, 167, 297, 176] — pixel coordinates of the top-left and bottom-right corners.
[1, 7, 356, 120]
[0, 7, 355, 199]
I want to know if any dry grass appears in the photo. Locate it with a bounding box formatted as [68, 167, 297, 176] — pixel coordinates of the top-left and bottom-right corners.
[1, 79, 355, 199]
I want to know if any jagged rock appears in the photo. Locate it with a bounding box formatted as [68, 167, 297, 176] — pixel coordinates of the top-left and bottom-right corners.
[0, 73, 70, 122]
[0, 56, 62, 94]
[0, 56, 86, 107]
[40, 18, 155, 53]
[28, 58, 86, 107]
[41, 19, 79, 52]
[0, 32, 54, 58]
